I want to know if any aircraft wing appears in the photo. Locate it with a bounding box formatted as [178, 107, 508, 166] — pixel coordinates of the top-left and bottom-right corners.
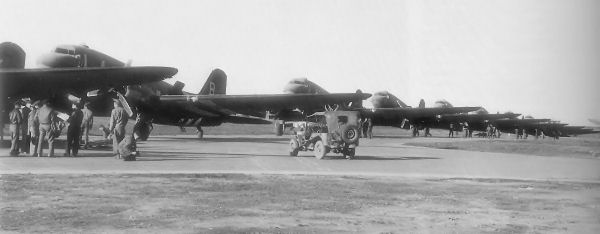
[1, 66, 178, 98]
[160, 92, 371, 117]
[223, 114, 273, 124]
[364, 106, 481, 120]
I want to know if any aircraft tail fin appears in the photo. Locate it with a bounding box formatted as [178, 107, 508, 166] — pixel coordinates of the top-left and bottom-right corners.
[418, 99, 425, 108]
[0, 42, 26, 69]
[199, 69, 227, 95]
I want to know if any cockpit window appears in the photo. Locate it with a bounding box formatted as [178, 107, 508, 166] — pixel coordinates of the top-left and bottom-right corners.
[54, 47, 75, 55]
[55, 48, 69, 54]
[337, 116, 348, 124]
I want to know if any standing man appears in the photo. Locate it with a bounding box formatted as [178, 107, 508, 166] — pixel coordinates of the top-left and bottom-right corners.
[37, 100, 57, 157]
[424, 127, 432, 137]
[109, 99, 128, 159]
[1, 110, 4, 141]
[80, 102, 93, 149]
[28, 101, 40, 156]
[19, 101, 31, 154]
[65, 104, 83, 157]
[357, 117, 363, 138]
[366, 117, 373, 139]
[8, 101, 22, 156]
[448, 123, 454, 138]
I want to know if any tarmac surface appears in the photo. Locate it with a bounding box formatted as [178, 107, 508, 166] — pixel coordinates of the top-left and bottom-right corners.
[1, 135, 599, 182]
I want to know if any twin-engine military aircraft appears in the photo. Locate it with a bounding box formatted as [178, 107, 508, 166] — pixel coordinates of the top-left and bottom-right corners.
[158, 77, 370, 138]
[0, 42, 177, 119]
[361, 91, 481, 131]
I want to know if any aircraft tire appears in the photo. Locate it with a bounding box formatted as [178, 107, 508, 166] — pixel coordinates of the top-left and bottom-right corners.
[134, 123, 150, 141]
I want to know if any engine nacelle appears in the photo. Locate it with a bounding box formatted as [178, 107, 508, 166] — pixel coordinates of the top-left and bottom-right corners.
[0, 42, 26, 69]
[370, 91, 408, 108]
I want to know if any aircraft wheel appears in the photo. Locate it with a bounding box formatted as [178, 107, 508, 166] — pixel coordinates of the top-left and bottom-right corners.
[289, 138, 299, 156]
[133, 122, 150, 141]
[314, 140, 326, 160]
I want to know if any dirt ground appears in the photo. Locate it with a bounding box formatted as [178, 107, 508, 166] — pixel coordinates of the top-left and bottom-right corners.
[1, 174, 599, 233]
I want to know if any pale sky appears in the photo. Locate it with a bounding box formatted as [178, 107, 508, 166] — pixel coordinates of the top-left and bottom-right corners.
[1, 0, 598, 125]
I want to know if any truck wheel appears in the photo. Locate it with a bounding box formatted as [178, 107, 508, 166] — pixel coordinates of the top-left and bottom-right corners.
[314, 140, 326, 159]
[289, 138, 299, 156]
[346, 148, 355, 157]
[342, 148, 355, 159]
[340, 124, 359, 144]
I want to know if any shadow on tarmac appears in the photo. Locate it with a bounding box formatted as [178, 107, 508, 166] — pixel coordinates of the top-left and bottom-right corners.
[136, 151, 284, 161]
[352, 155, 440, 160]
[153, 136, 288, 144]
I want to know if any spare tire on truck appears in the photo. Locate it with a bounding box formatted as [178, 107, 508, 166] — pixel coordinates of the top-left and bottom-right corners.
[340, 124, 359, 144]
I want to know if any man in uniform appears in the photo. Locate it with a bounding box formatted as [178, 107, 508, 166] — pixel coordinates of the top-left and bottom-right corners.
[19, 100, 31, 154]
[8, 101, 22, 156]
[366, 117, 373, 139]
[424, 127, 432, 137]
[1, 110, 4, 141]
[65, 104, 83, 157]
[80, 102, 93, 149]
[37, 100, 57, 157]
[28, 101, 40, 156]
[448, 123, 454, 138]
[109, 99, 129, 158]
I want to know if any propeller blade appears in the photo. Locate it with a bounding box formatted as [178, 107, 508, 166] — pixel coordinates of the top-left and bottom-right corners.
[116, 91, 134, 117]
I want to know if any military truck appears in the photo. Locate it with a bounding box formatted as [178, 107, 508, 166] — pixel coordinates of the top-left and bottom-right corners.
[289, 111, 361, 159]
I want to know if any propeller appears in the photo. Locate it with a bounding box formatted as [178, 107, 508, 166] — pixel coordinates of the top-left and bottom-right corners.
[107, 88, 134, 117]
[115, 91, 134, 117]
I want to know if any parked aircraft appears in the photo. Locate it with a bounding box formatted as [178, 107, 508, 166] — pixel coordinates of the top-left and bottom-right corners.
[436, 108, 521, 134]
[159, 77, 371, 136]
[0, 42, 177, 121]
[125, 69, 274, 140]
[362, 91, 480, 135]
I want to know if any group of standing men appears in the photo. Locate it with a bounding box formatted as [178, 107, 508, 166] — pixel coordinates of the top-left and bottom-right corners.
[359, 117, 373, 139]
[8, 100, 94, 157]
